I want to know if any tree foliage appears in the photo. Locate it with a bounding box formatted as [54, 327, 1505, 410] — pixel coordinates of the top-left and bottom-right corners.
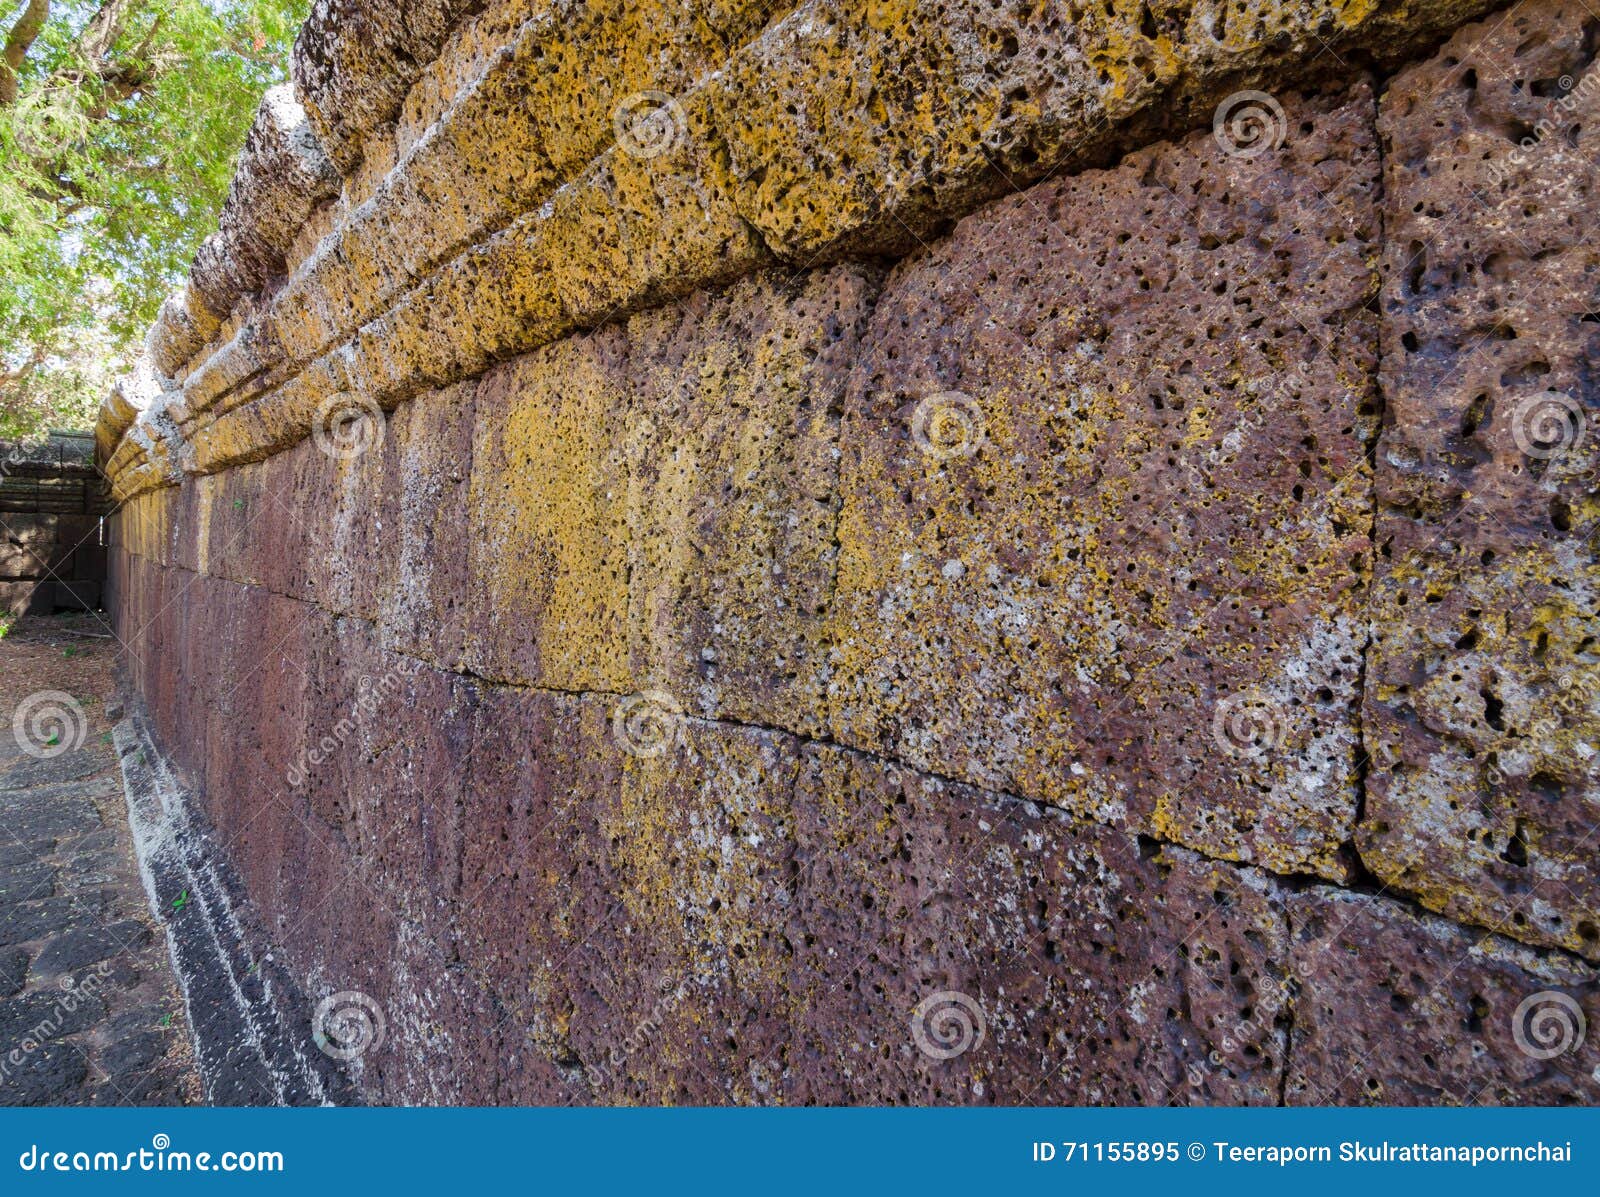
[0, 0, 308, 439]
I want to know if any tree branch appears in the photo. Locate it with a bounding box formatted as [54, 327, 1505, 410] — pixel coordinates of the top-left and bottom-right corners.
[79, 0, 139, 66]
[0, 0, 50, 106]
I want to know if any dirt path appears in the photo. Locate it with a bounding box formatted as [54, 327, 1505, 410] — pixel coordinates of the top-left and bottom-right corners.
[0, 613, 199, 1105]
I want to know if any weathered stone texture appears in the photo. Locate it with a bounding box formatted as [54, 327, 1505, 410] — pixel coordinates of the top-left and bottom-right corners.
[464, 326, 635, 692]
[464, 264, 879, 731]
[122, 0, 1503, 481]
[189, 86, 340, 325]
[384, 386, 479, 669]
[1363, 0, 1600, 958]
[1287, 888, 1600, 1105]
[710, 0, 1499, 262]
[787, 746, 1292, 1105]
[98, 0, 1600, 1108]
[293, 0, 485, 176]
[624, 266, 882, 734]
[109, 532, 1600, 1104]
[827, 86, 1379, 878]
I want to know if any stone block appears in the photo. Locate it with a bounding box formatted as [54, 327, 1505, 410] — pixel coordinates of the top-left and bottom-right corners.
[1287, 888, 1600, 1104]
[787, 745, 1292, 1104]
[293, 0, 484, 175]
[1362, 0, 1600, 957]
[708, 0, 1496, 263]
[381, 384, 478, 669]
[625, 265, 880, 735]
[454, 687, 629, 1100]
[463, 326, 635, 691]
[827, 86, 1381, 877]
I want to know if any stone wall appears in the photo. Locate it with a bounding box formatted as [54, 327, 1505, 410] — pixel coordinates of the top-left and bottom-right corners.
[98, 0, 1600, 1104]
[1, 433, 111, 617]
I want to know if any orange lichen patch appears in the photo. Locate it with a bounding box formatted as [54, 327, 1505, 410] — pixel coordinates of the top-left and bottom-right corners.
[625, 264, 881, 735]
[108, 0, 1495, 489]
[523, 0, 790, 177]
[147, 0, 785, 483]
[464, 326, 635, 692]
[391, 0, 539, 165]
[119, 490, 176, 565]
[706, 0, 1495, 264]
[271, 19, 567, 367]
[458, 264, 876, 722]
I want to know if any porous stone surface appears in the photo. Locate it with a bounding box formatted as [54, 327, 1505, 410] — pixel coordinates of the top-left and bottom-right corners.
[1363, 0, 1600, 958]
[293, 0, 485, 176]
[116, 0, 1502, 495]
[787, 746, 1292, 1105]
[188, 86, 340, 327]
[458, 264, 882, 729]
[827, 86, 1379, 878]
[1286, 889, 1600, 1105]
[92, 0, 1600, 1107]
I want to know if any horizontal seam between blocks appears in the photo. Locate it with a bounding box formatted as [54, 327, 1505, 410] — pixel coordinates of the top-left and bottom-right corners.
[109, 545, 1600, 974]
